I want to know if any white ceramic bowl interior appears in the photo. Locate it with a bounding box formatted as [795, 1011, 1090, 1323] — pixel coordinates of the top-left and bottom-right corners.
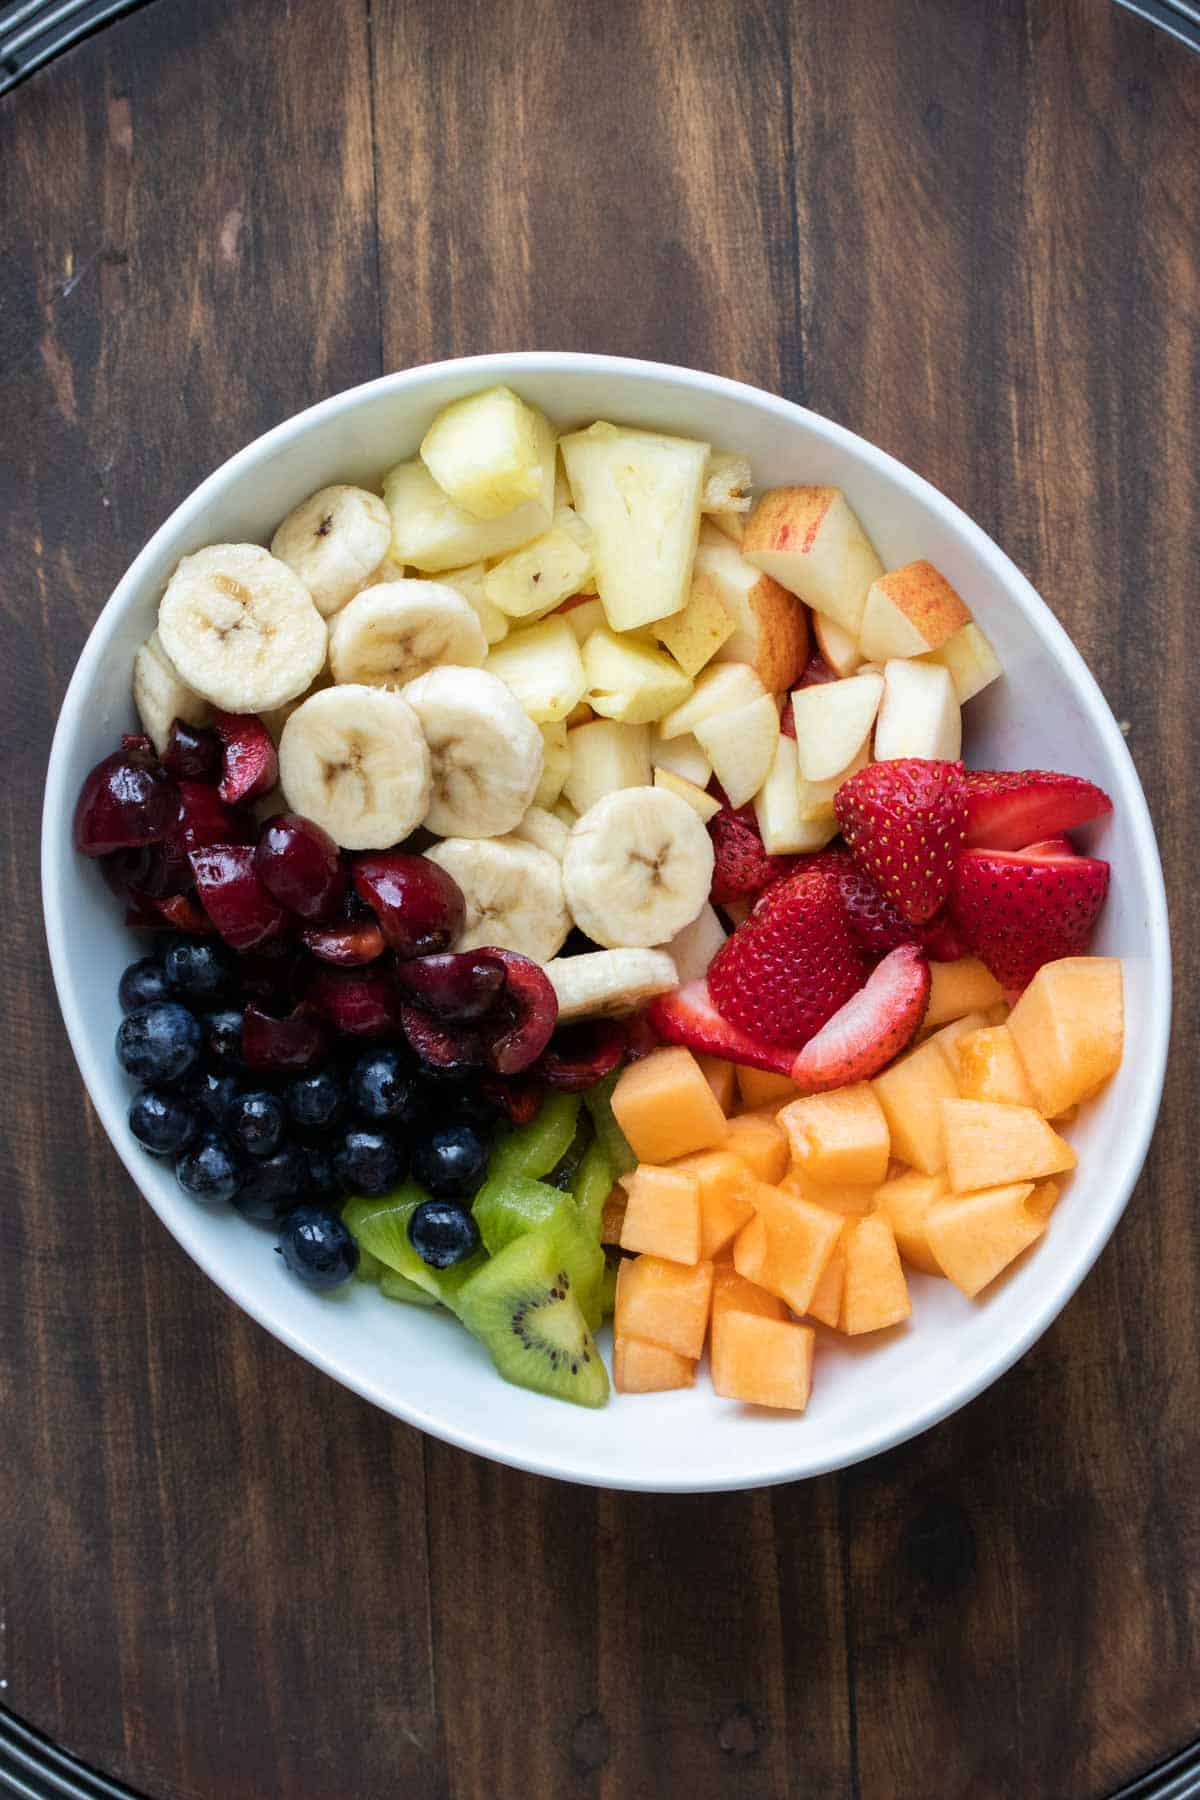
[42, 353, 1170, 1491]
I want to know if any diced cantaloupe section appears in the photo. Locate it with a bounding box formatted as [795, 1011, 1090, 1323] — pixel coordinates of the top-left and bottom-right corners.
[927, 1010, 992, 1072]
[711, 1310, 815, 1411]
[985, 1002, 1011, 1026]
[1006, 957, 1124, 1118]
[697, 1054, 737, 1113]
[735, 1065, 800, 1110]
[613, 1335, 696, 1393]
[924, 957, 1005, 1029]
[925, 1180, 1060, 1296]
[955, 1025, 1035, 1108]
[872, 1039, 959, 1174]
[724, 1112, 789, 1184]
[614, 1254, 714, 1359]
[733, 1181, 843, 1315]
[871, 1170, 947, 1275]
[779, 1083, 890, 1188]
[781, 1166, 876, 1215]
[941, 1100, 1076, 1194]
[600, 1188, 627, 1245]
[710, 1262, 787, 1325]
[611, 1046, 728, 1164]
[672, 1150, 757, 1259]
[619, 1164, 701, 1264]
[839, 1213, 912, 1335]
[805, 1222, 846, 1328]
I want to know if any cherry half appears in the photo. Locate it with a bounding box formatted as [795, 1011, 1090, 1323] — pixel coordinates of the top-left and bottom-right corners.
[474, 949, 558, 1076]
[74, 747, 178, 857]
[189, 844, 288, 950]
[161, 721, 222, 783]
[353, 853, 465, 958]
[392, 952, 507, 1022]
[304, 965, 405, 1039]
[538, 1018, 627, 1091]
[212, 712, 279, 806]
[255, 813, 347, 923]
[300, 919, 388, 966]
[242, 1002, 329, 1072]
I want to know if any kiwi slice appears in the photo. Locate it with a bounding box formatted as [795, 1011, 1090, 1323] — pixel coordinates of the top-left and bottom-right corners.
[354, 1245, 384, 1285]
[379, 1268, 439, 1308]
[572, 1139, 615, 1239]
[546, 1110, 595, 1191]
[488, 1092, 582, 1184]
[583, 1069, 636, 1177]
[343, 1187, 484, 1314]
[474, 1176, 606, 1328]
[459, 1232, 610, 1408]
[597, 1256, 619, 1321]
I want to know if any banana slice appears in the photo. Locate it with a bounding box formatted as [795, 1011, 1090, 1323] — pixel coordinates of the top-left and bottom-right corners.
[512, 805, 570, 861]
[278, 683, 431, 850]
[157, 544, 327, 714]
[329, 580, 487, 689]
[270, 485, 393, 617]
[545, 949, 679, 1020]
[424, 837, 571, 962]
[562, 787, 714, 949]
[132, 630, 212, 753]
[400, 666, 543, 838]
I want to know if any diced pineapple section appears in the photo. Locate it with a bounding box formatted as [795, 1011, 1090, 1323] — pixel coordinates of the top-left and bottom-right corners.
[724, 1112, 789, 1184]
[384, 456, 554, 573]
[872, 1038, 960, 1174]
[610, 1046, 728, 1164]
[871, 1171, 947, 1275]
[779, 1083, 891, 1188]
[955, 1025, 1035, 1107]
[742, 485, 883, 636]
[941, 1100, 1077, 1194]
[711, 1311, 815, 1411]
[560, 423, 709, 632]
[483, 514, 594, 619]
[581, 628, 692, 724]
[733, 1181, 843, 1316]
[701, 450, 754, 514]
[839, 1213, 911, 1335]
[619, 1164, 702, 1264]
[924, 957, 1004, 1029]
[653, 572, 736, 677]
[925, 1180, 1059, 1297]
[420, 385, 555, 520]
[613, 1335, 696, 1393]
[484, 615, 586, 722]
[1006, 957, 1124, 1118]
[562, 718, 651, 815]
[614, 1254, 714, 1359]
[442, 562, 510, 645]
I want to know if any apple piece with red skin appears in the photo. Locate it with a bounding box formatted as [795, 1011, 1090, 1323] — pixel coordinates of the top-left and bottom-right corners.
[74, 747, 179, 856]
[188, 844, 288, 950]
[353, 852, 466, 958]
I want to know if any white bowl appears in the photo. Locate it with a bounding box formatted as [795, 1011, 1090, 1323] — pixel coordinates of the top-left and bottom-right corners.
[42, 353, 1170, 1492]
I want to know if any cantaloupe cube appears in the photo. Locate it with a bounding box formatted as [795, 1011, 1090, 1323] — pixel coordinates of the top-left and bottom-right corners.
[724, 1112, 789, 1183]
[872, 1039, 960, 1173]
[781, 1167, 876, 1215]
[839, 1213, 912, 1334]
[600, 1189, 627, 1245]
[871, 1170, 947, 1275]
[779, 1083, 890, 1187]
[1006, 957, 1124, 1118]
[924, 957, 1004, 1028]
[619, 1165, 702, 1263]
[955, 1025, 1035, 1107]
[925, 1180, 1060, 1296]
[733, 1181, 843, 1315]
[611, 1046, 728, 1163]
[697, 1054, 736, 1113]
[613, 1335, 695, 1393]
[614, 1255, 714, 1359]
[985, 1002, 1011, 1026]
[805, 1222, 846, 1328]
[710, 1262, 787, 1325]
[941, 1100, 1077, 1194]
[711, 1310, 815, 1410]
[927, 1010, 991, 1071]
[672, 1150, 757, 1259]
[735, 1065, 799, 1110]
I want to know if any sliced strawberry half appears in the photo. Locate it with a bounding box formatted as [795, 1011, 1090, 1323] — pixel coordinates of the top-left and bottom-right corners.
[707, 867, 868, 1046]
[964, 768, 1112, 851]
[950, 841, 1110, 989]
[647, 981, 797, 1075]
[791, 945, 930, 1093]
[834, 758, 966, 924]
[707, 806, 794, 904]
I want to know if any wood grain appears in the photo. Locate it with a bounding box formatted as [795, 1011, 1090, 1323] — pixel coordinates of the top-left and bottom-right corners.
[1, 0, 1198, 1796]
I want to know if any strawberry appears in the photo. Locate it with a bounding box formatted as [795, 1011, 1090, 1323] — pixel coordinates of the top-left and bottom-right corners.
[796, 846, 965, 962]
[647, 980, 797, 1075]
[708, 806, 794, 904]
[950, 842, 1110, 988]
[791, 945, 930, 1092]
[834, 757, 966, 924]
[964, 768, 1112, 851]
[917, 911, 967, 963]
[706, 868, 868, 1047]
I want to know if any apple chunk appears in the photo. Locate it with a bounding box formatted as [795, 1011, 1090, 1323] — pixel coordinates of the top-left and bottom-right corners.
[813, 610, 863, 677]
[921, 621, 1003, 703]
[654, 767, 721, 822]
[743, 485, 883, 636]
[653, 574, 736, 678]
[859, 560, 972, 663]
[689, 535, 809, 690]
[790, 672, 884, 782]
[560, 423, 709, 632]
[753, 734, 841, 854]
[694, 692, 780, 810]
[874, 659, 962, 761]
[383, 456, 555, 572]
[419, 385, 555, 521]
[658, 662, 766, 740]
[562, 718, 652, 816]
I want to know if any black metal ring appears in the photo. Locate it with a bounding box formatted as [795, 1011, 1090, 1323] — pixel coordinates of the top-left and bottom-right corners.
[0, 1705, 148, 1799]
[0, 0, 152, 95]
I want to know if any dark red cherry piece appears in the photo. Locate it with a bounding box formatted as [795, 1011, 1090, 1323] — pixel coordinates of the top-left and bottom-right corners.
[74, 747, 179, 856]
[304, 965, 404, 1038]
[475, 949, 558, 1076]
[537, 1018, 627, 1091]
[353, 853, 465, 958]
[188, 844, 288, 950]
[212, 712, 279, 805]
[255, 813, 347, 923]
[161, 720, 222, 782]
[300, 919, 388, 966]
[392, 952, 506, 1022]
[242, 1002, 329, 1072]
[400, 1006, 485, 1069]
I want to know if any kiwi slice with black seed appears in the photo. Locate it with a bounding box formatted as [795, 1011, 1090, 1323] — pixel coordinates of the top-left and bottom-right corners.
[459, 1231, 610, 1408]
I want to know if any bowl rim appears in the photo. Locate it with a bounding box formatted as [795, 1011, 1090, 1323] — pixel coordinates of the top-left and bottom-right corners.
[41, 350, 1172, 1491]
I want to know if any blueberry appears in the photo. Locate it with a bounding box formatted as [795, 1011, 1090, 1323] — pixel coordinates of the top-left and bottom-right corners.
[408, 1199, 479, 1268]
[277, 1205, 359, 1290]
[331, 1126, 405, 1196]
[439, 1086, 501, 1138]
[185, 1069, 241, 1125]
[129, 1087, 198, 1157]
[176, 1131, 241, 1204]
[285, 1067, 345, 1134]
[118, 957, 171, 1013]
[348, 1049, 422, 1126]
[233, 1144, 309, 1222]
[226, 1090, 286, 1159]
[412, 1124, 488, 1199]
[203, 1008, 244, 1068]
[117, 1002, 202, 1084]
[301, 1144, 343, 1204]
[164, 938, 234, 1002]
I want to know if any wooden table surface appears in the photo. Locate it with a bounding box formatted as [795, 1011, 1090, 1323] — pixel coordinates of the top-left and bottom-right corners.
[2, 1, 1199, 1795]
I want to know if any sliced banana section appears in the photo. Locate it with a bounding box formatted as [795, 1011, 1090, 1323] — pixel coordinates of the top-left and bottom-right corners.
[401, 666, 543, 839]
[270, 485, 392, 616]
[278, 683, 431, 850]
[157, 544, 327, 714]
[546, 949, 679, 1021]
[562, 786, 715, 949]
[132, 630, 212, 753]
[329, 580, 487, 689]
[424, 836, 571, 963]
[512, 806, 570, 861]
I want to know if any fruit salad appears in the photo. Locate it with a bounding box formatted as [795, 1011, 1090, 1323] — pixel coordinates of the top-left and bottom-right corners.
[72, 382, 1125, 1413]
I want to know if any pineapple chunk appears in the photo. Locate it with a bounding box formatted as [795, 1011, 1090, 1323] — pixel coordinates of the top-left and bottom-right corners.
[483, 512, 594, 620]
[383, 457, 554, 572]
[484, 616, 586, 723]
[562, 718, 652, 816]
[560, 422, 709, 631]
[653, 575, 736, 677]
[701, 451, 754, 514]
[533, 721, 570, 808]
[582, 627, 693, 724]
[442, 562, 509, 645]
[419, 385, 554, 520]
